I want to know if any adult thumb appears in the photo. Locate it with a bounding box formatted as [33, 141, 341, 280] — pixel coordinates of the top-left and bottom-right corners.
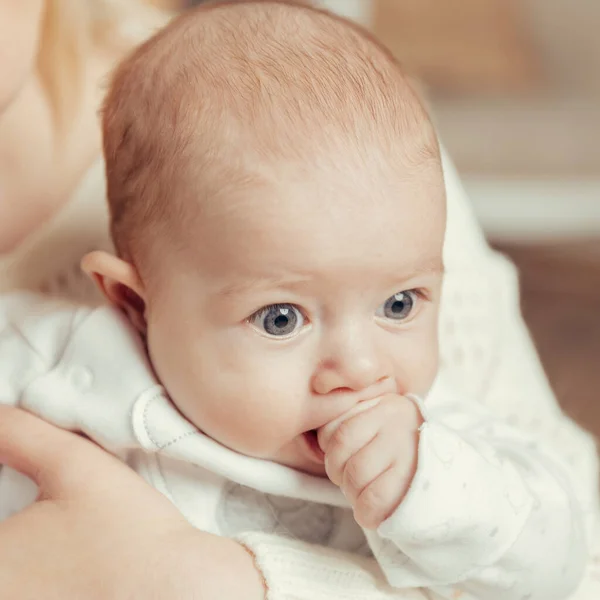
[0, 406, 95, 499]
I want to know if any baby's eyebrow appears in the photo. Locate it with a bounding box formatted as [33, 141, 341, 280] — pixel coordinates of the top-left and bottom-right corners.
[395, 257, 445, 282]
[215, 274, 313, 299]
[421, 258, 445, 275]
[215, 259, 444, 298]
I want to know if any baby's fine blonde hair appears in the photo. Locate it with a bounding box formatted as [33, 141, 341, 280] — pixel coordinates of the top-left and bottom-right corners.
[102, 0, 441, 266]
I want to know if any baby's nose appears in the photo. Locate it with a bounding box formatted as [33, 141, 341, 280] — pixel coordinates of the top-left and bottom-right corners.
[312, 348, 392, 396]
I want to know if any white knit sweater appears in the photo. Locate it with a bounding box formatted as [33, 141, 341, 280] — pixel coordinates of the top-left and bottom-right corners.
[1, 153, 599, 600]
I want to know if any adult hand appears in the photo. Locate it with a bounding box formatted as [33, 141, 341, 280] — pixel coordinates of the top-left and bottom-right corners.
[0, 406, 265, 600]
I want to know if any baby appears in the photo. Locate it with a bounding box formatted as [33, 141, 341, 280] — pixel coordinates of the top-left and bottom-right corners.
[0, 2, 595, 599]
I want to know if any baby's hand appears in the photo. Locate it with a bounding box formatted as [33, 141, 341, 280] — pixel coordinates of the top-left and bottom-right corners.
[318, 394, 422, 530]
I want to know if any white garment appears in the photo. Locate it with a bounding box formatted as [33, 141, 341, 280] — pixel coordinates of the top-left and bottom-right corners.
[1, 152, 599, 600]
[0, 286, 595, 600]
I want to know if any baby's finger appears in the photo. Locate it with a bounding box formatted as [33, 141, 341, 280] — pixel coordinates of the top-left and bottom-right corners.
[341, 432, 396, 503]
[317, 397, 381, 453]
[354, 463, 410, 530]
[323, 411, 383, 485]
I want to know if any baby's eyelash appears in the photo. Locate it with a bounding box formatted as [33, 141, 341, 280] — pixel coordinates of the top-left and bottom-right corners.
[252, 303, 291, 316]
[249, 303, 308, 322]
[405, 288, 429, 302]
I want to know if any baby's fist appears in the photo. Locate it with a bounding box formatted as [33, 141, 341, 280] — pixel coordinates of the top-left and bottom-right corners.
[318, 394, 422, 530]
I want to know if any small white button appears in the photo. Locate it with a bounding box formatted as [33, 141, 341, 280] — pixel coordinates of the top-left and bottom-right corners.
[69, 366, 94, 391]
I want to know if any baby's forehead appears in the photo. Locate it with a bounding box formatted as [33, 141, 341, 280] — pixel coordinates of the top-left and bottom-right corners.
[177, 155, 446, 272]
[187, 149, 436, 222]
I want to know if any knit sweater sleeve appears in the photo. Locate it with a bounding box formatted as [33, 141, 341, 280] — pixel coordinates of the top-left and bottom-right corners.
[236, 532, 427, 600]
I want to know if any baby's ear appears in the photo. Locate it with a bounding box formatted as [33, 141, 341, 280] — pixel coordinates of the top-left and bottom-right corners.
[81, 251, 147, 334]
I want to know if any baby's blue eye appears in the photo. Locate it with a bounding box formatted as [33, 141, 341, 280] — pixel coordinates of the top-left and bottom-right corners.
[249, 304, 305, 337]
[377, 291, 417, 321]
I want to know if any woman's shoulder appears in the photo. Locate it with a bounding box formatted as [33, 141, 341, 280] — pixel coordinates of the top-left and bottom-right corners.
[0, 6, 174, 305]
[0, 159, 111, 305]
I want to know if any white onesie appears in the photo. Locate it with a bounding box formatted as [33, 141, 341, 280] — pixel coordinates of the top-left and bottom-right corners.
[0, 290, 596, 600]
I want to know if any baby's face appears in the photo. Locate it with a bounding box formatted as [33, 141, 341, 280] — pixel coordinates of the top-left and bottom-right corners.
[144, 155, 445, 476]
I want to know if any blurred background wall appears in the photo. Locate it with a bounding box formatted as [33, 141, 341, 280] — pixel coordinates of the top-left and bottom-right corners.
[151, 0, 600, 434]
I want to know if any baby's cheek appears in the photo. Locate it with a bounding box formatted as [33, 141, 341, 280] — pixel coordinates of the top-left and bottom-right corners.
[393, 329, 439, 397]
[190, 363, 309, 458]
[413, 346, 440, 396]
[162, 325, 313, 457]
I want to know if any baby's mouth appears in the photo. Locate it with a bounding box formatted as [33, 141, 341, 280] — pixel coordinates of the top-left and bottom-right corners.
[302, 429, 325, 463]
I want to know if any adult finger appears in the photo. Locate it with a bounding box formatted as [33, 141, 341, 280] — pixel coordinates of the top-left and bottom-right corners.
[0, 406, 111, 499]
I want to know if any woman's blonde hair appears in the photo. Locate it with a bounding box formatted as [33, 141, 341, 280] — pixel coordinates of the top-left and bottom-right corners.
[37, 0, 165, 127]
